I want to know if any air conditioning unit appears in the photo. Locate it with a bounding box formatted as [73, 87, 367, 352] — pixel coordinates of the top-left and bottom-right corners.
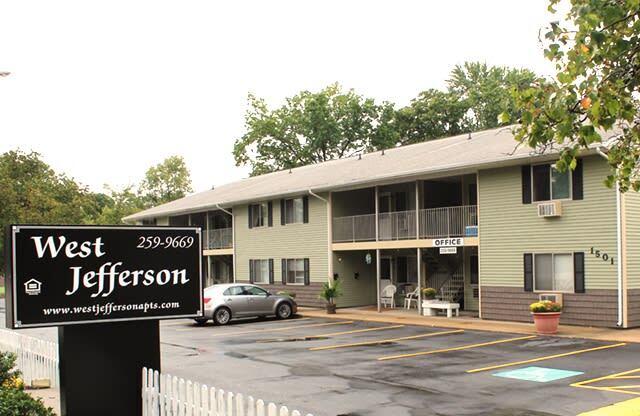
[537, 201, 562, 217]
[539, 293, 563, 306]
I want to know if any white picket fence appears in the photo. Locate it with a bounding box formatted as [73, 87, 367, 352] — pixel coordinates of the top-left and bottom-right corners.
[0, 328, 59, 388]
[142, 368, 313, 416]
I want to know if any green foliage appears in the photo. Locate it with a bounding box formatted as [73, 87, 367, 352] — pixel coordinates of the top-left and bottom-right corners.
[510, 0, 640, 192]
[89, 186, 146, 225]
[318, 280, 342, 304]
[139, 156, 193, 206]
[0, 387, 56, 416]
[0, 352, 21, 387]
[421, 287, 437, 299]
[234, 83, 399, 175]
[276, 291, 296, 299]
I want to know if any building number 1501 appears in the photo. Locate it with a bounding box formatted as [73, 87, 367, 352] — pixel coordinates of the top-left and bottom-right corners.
[590, 247, 614, 265]
[137, 236, 195, 249]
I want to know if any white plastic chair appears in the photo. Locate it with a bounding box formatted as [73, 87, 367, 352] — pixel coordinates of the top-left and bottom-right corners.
[380, 284, 397, 308]
[404, 287, 420, 309]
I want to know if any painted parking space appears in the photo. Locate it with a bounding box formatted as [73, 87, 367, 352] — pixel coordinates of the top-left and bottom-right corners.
[572, 368, 640, 396]
[158, 316, 640, 416]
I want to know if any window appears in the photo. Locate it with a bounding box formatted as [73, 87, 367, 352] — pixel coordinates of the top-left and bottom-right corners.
[534, 253, 574, 292]
[249, 203, 268, 227]
[531, 164, 571, 202]
[284, 197, 304, 224]
[250, 259, 270, 284]
[223, 286, 246, 296]
[285, 258, 306, 284]
[245, 286, 268, 296]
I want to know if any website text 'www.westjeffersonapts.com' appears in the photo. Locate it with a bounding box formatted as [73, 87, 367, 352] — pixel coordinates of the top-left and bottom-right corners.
[42, 301, 181, 317]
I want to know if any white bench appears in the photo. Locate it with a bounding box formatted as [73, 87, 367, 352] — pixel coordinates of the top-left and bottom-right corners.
[422, 300, 460, 318]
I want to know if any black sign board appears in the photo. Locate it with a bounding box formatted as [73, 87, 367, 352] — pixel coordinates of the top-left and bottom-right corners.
[5, 225, 203, 328]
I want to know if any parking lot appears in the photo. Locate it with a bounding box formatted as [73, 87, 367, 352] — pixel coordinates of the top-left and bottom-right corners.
[158, 316, 640, 416]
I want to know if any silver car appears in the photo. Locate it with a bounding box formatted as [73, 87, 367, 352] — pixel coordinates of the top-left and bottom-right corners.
[195, 283, 298, 325]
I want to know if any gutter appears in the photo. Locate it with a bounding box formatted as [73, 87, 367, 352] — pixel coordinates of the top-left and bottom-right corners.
[597, 147, 624, 327]
[308, 189, 328, 203]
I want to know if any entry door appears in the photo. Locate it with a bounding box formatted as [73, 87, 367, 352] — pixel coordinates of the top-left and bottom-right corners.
[380, 257, 393, 281]
[222, 286, 249, 315]
[244, 286, 274, 315]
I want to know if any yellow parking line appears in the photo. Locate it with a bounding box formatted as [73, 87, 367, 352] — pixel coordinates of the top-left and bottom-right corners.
[173, 317, 314, 332]
[377, 335, 537, 361]
[578, 397, 640, 415]
[208, 320, 355, 337]
[304, 324, 405, 339]
[572, 368, 640, 396]
[466, 343, 627, 373]
[309, 329, 464, 351]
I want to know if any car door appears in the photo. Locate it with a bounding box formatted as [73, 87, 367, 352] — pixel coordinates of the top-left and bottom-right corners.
[244, 285, 275, 315]
[222, 285, 250, 316]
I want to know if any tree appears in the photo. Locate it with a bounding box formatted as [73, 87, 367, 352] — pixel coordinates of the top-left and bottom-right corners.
[0, 151, 96, 272]
[396, 62, 537, 144]
[507, 0, 640, 191]
[139, 156, 193, 205]
[448, 62, 537, 131]
[233, 83, 398, 176]
[89, 186, 146, 225]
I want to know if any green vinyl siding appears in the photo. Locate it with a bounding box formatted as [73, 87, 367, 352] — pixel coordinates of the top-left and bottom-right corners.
[235, 194, 329, 284]
[479, 156, 618, 289]
[333, 251, 377, 307]
[625, 190, 640, 289]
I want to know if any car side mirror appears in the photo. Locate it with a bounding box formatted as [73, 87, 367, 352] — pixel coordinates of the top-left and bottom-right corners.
[266, 292, 272, 296]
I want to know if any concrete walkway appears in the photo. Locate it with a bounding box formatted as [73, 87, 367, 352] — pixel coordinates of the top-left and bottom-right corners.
[299, 307, 640, 343]
[29, 388, 60, 415]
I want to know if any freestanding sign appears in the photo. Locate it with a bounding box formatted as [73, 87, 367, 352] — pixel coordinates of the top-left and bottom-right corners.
[4, 225, 203, 416]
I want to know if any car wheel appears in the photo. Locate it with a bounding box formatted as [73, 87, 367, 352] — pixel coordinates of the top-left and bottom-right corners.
[194, 318, 208, 326]
[276, 302, 292, 319]
[213, 307, 231, 325]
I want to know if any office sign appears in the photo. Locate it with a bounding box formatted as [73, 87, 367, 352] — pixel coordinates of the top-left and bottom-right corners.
[432, 237, 464, 247]
[439, 247, 457, 255]
[5, 225, 203, 328]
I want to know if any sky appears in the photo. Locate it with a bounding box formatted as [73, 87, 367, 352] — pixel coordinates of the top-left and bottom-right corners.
[0, 0, 559, 195]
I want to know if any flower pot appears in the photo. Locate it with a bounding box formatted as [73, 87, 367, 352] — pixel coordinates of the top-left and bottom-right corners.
[326, 303, 336, 314]
[532, 312, 561, 334]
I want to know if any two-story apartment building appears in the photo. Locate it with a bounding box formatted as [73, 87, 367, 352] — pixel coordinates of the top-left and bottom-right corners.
[125, 126, 640, 328]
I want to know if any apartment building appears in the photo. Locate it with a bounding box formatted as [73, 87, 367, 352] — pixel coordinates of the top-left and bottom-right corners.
[125, 126, 640, 328]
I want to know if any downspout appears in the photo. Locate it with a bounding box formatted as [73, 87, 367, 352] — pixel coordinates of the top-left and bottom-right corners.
[216, 204, 236, 283]
[308, 190, 333, 287]
[596, 148, 623, 327]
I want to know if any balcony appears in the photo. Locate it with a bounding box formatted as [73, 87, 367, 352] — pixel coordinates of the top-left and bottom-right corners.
[204, 228, 233, 250]
[332, 205, 477, 243]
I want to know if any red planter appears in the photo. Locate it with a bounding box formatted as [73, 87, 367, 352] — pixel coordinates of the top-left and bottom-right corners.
[532, 312, 561, 334]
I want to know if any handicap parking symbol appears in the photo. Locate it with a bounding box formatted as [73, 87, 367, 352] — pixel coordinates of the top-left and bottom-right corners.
[493, 366, 584, 383]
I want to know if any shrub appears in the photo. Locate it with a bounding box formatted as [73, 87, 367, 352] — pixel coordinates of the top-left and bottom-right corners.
[319, 280, 341, 304]
[421, 287, 437, 299]
[529, 301, 562, 313]
[0, 352, 21, 387]
[0, 387, 56, 416]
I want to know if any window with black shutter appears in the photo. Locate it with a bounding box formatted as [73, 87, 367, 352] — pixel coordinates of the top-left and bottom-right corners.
[524, 253, 533, 292]
[268, 259, 274, 284]
[574, 252, 585, 293]
[572, 159, 583, 200]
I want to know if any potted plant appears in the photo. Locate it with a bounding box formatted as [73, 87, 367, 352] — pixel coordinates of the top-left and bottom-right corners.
[319, 280, 341, 314]
[530, 300, 562, 334]
[421, 287, 437, 301]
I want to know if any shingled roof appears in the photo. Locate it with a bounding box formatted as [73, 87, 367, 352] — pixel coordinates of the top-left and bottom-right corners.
[124, 126, 603, 221]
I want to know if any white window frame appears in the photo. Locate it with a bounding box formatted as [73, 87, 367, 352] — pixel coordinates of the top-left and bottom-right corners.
[285, 258, 306, 285]
[284, 197, 304, 225]
[251, 259, 270, 284]
[531, 163, 573, 202]
[250, 202, 268, 228]
[533, 252, 575, 293]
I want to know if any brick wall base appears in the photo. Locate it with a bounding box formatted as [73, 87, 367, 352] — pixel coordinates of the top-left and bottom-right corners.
[481, 286, 622, 328]
[628, 289, 640, 328]
[236, 281, 325, 308]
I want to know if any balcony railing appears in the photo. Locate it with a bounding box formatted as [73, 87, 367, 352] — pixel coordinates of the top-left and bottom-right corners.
[205, 228, 233, 249]
[419, 205, 477, 238]
[332, 214, 376, 243]
[331, 205, 477, 243]
[378, 210, 417, 241]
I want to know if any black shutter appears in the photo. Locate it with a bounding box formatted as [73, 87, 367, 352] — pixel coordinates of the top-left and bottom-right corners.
[268, 259, 274, 284]
[574, 252, 585, 293]
[303, 258, 310, 285]
[249, 260, 254, 283]
[280, 199, 285, 225]
[268, 202, 273, 227]
[303, 196, 309, 223]
[281, 259, 287, 284]
[248, 205, 253, 229]
[522, 165, 532, 204]
[572, 158, 583, 200]
[524, 253, 534, 292]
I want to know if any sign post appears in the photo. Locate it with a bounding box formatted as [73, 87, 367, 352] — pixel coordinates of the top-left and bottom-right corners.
[5, 225, 203, 416]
